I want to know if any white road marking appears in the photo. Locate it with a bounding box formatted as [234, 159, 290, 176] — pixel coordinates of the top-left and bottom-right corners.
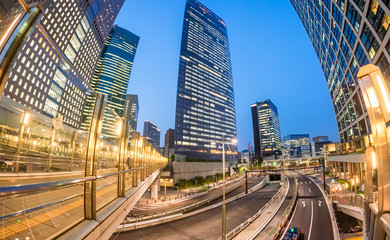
[308, 200, 314, 240]
[309, 188, 311, 193]
[302, 200, 306, 208]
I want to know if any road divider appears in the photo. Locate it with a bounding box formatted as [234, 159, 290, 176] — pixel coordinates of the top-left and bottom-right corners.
[117, 175, 270, 231]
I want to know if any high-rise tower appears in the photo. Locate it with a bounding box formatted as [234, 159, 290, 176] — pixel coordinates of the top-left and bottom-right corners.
[143, 121, 160, 150]
[82, 25, 139, 136]
[174, 0, 237, 163]
[251, 99, 282, 157]
[123, 94, 139, 131]
[289, 0, 390, 149]
[1, 0, 125, 129]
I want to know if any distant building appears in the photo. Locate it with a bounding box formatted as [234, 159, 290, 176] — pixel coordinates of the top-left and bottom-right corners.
[241, 149, 255, 163]
[174, 0, 237, 163]
[312, 136, 333, 157]
[164, 129, 175, 158]
[123, 94, 139, 131]
[251, 99, 282, 158]
[283, 134, 311, 158]
[143, 121, 160, 149]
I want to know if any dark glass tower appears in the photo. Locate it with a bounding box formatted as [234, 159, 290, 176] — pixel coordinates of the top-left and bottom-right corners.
[289, 0, 390, 149]
[251, 99, 282, 157]
[143, 121, 161, 150]
[174, 0, 237, 163]
[82, 25, 139, 136]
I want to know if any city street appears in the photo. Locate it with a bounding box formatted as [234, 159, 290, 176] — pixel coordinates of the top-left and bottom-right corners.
[284, 173, 333, 240]
[112, 182, 280, 239]
[131, 174, 264, 217]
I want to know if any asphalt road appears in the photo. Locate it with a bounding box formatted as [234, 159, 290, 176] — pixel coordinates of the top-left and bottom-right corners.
[254, 173, 297, 239]
[284, 173, 333, 240]
[112, 182, 280, 240]
[131, 174, 265, 217]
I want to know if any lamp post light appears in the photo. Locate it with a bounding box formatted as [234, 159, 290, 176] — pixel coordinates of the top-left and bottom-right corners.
[211, 136, 237, 240]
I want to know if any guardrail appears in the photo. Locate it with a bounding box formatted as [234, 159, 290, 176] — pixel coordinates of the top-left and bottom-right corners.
[332, 194, 365, 208]
[257, 174, 298, 240]
[213, 175, 287, 240]
[118, 175, 270, 231]
[127, 175, 264, 223]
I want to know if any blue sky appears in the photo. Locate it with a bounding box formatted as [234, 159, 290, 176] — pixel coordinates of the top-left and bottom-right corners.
[115, 0, 339, 151]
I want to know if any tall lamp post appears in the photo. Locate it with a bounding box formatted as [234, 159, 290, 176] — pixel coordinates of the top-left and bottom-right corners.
[211, 137, 237, 240]
[357, 64, 390, 239]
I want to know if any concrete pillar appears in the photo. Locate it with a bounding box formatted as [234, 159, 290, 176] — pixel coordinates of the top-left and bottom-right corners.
[151, 177, 159, 200]
[343, 162, 347, 179]
[349, 162, 353, 180]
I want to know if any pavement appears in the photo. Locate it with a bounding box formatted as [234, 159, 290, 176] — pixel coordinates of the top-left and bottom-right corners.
[282, 172, 334, 240]
[130, 174, 265, 218]
[111, 181, 280, 240]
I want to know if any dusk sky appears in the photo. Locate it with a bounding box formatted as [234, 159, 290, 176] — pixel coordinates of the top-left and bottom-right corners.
[115, 0, 339, 151]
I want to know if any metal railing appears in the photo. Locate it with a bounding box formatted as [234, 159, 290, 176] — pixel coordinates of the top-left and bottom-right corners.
[258, 174, 298, 240]
[0, 2, 168, 240]
[331, 194, 365, 208]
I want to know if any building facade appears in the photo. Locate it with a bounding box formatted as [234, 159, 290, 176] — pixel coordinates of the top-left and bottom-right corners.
[174, 0, 237, 163]
[2, 0, 125, 129]
[283, 134, 311, 158]
[123, 94, 139, 131]
[143, 120, 160, 150]
[164, 128, 175, 158]
[82, 25, 139, 137]
[251, 99, 282, 158]
[311, 135, 333, 156]
[288, 0, 390, 150]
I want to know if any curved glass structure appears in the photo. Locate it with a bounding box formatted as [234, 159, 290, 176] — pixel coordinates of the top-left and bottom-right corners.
[290, 0, 390, 150]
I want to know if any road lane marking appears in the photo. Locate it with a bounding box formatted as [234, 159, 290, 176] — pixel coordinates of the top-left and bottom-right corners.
[302, 201, 306, 208]
[318, 200, 322, 207]
[308, 200, 314, 240]
[309, 188, 311, 193]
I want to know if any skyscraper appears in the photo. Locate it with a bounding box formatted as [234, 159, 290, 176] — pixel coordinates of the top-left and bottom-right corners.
[251, 99, 282, 158]
[174, 0, 237, 163]
[144, 121, 160, 150]
[82, 25, 139, 136]
[1, 0, 125, 129]
[123, 94, 139, 131]
[289, 0, 390, 149]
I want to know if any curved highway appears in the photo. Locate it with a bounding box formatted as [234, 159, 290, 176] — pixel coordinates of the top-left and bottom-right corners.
[112, 180, 280, 240]
[283, 173, 333, 240]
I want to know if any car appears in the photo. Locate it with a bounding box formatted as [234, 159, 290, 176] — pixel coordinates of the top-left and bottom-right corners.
[282, 227, 301, 240]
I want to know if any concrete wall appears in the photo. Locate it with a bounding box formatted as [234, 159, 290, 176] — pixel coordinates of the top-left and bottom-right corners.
[171, 162, 226, 184]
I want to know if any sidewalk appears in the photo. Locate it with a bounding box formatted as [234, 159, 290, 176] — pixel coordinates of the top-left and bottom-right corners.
[233, 175, 296, 240]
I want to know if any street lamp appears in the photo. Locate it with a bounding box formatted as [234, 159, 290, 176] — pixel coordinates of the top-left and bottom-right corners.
[211, 136, 237, 240]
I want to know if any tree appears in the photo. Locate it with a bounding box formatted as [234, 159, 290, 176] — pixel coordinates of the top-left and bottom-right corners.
[252, 155, 264, 169]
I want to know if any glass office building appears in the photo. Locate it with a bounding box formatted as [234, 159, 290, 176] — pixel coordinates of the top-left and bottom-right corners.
[283, 134, 311, 158]
[143, 120, 161, 150]
[174, 0, 237, 163]
[289, 0, 390, 149]
[2, 0, 125, 129]
[123, 94, 139, 131]
[251, 99, 282, 157]
[82, 25, 139, 137]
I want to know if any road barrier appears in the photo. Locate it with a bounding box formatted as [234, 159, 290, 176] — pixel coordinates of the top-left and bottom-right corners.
[117, 175, 270, 231]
